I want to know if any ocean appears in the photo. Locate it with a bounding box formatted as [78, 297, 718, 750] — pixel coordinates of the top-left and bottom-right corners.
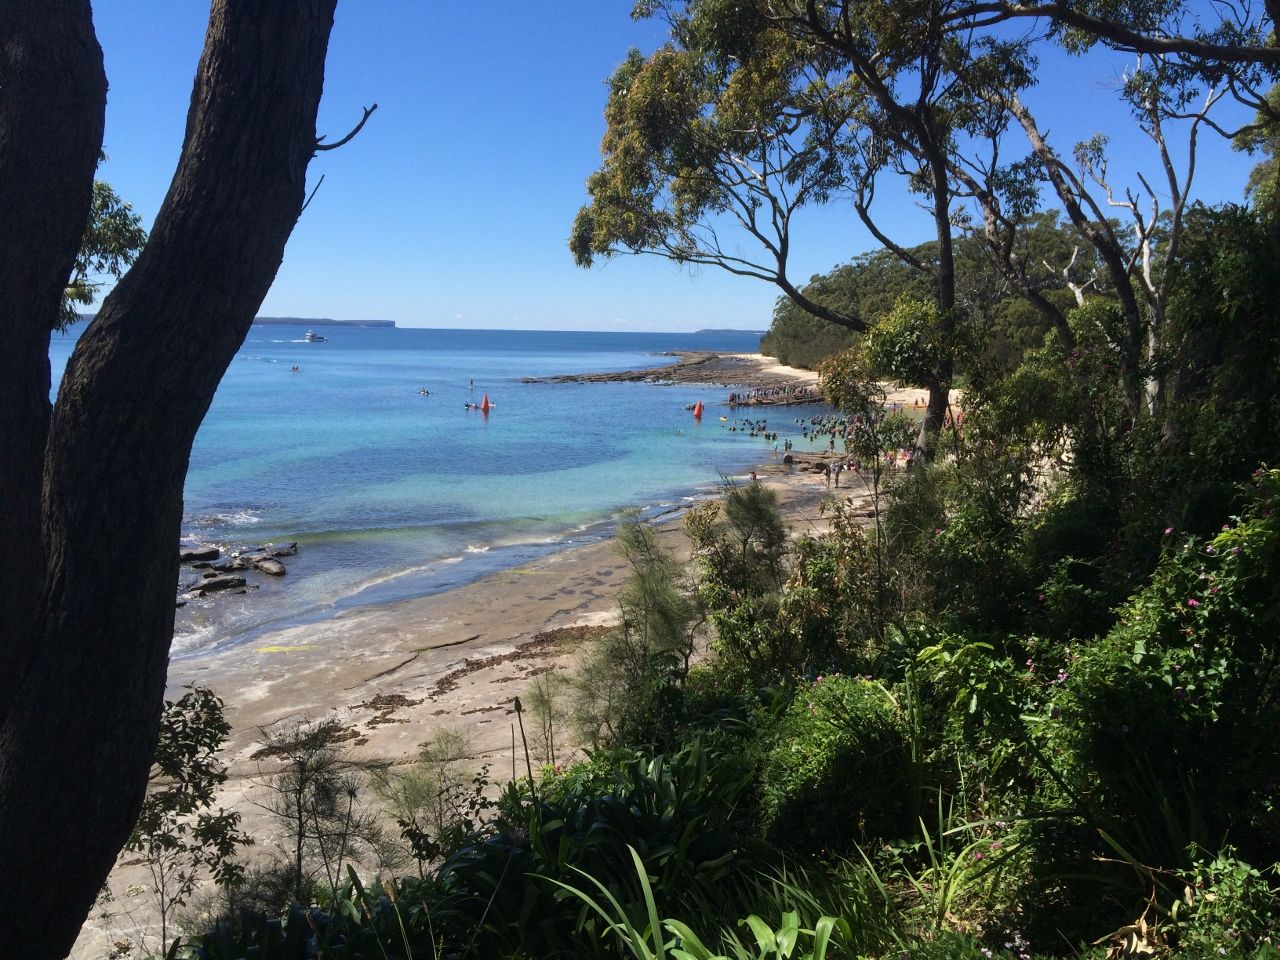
[49, 323, 835, 656]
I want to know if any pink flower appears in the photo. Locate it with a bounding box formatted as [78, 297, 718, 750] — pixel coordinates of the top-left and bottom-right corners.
[1186, 598, 1200, 608]
[1164, 527, 1175, 535]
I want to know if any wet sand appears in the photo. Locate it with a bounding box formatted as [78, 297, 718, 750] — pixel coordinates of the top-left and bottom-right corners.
[76, 352, 873, 955]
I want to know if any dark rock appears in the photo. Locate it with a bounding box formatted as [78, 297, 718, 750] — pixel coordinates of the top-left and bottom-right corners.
[180, 545, 220, 563]
[197, 574, 246, 593]
[211, 557, 249, 572]
[266, 542, 298, 557]
[254, 557, 286, 576]
[782, 453, 793, 464]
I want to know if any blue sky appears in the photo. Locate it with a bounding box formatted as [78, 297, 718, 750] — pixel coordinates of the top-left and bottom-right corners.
[90, 2, 1261, 332]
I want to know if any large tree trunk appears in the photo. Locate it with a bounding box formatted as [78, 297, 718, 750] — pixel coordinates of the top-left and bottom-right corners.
[0, 3, 339, 956]
[0, 0, 105, 712]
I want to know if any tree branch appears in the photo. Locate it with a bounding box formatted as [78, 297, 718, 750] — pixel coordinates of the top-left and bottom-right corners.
[315, 102, 377, 153]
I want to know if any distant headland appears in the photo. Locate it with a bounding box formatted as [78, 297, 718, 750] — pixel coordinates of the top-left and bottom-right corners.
[694, 327, 765, 335]
[254, 317, 396, 328]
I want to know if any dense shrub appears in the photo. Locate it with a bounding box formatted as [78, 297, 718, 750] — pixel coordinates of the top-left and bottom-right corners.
[758, 676, 909, 854]
[1044, 470, 1280, 870]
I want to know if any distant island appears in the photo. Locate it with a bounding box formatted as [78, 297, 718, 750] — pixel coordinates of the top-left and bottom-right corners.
[254, 317, 395, 328]
[694, 328, 765, 335]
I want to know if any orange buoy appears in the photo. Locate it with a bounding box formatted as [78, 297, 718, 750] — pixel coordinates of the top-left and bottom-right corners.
[692, 400, 703, 420]
[480, 392, 491, 414]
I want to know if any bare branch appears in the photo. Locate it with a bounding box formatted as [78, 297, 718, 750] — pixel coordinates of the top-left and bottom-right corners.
[299, 174, 325, 215]
[315, 103, 378, 153]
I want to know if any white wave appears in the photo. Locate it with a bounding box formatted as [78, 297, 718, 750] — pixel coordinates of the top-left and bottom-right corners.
[190, 510, 261, 527]
[464, 544, 490, 554]
[170, 623, 218, 656]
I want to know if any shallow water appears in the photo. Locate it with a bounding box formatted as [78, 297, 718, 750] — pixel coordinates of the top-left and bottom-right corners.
[50, 323, 837, 655]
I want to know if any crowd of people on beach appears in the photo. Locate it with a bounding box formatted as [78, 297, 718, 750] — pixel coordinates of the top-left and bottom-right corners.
[790, 413, 925, 487]
[727, 384, 821, 406]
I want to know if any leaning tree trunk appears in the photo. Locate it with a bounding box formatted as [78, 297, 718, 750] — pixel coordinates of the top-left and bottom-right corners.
[917, 148, 957, 459]
[0, 3, 339, 956]
[0, 0, 105, 714]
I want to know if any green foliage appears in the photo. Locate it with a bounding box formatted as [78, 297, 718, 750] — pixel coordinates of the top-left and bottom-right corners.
[757, 677, 908, 854]
[255, 718, 382, 904]
[1042, 470, 1280, 870]
[569, 27, 843, 288]
[759, 213, 1089, 375]
[1171, 848, 1280, 958]
[126, 686, 252, 947]
[62, 178, 147, 327]
[862, 297, 944, 389]
[686, 480, 791, 679]
[759, 248, 933, 369]
[781, 508, 890, 675]
[570, 514, 702, 747]
[429, 741, 757, 959]
[1157, 205, 1280, 528]
[370, 728, 494, 877]
[551, 845, 843, 960]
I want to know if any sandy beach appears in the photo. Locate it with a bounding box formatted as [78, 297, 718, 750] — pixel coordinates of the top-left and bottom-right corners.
[74, 350, 964, 956]
[76, 351, 876, 955]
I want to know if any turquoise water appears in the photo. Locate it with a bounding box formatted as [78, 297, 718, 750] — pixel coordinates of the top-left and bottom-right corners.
[49, 324, 835, 655]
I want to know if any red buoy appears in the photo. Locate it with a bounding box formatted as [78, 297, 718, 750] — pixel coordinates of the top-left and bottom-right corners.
[692, 400, 704, 420]
[481, 392, 491, 414]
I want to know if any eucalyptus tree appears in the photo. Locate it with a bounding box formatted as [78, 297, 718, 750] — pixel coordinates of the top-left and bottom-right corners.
[759, 3, 1048, 443]
[573, 1, 1036, 453]
[570, 18, 863, 331]
[0, 2, 367, 955]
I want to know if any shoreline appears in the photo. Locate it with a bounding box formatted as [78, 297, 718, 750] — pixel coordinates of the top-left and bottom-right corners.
[171, 350, 832, 657]
[74, 352, 852, 955]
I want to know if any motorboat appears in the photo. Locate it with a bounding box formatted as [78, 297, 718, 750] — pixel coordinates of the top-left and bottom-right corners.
[304, 329, 327, 343]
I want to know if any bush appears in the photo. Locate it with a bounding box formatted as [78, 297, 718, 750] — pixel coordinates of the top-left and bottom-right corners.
[1043, 469, 1280, 871]
[758, 676, 909, 854]
[428, 741, 758, 959]
[1172, 847, 1280, 958]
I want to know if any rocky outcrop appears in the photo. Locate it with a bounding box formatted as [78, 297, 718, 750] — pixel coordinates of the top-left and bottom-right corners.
[190, 574, 246, 595]
[177, 540, 298, 600]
